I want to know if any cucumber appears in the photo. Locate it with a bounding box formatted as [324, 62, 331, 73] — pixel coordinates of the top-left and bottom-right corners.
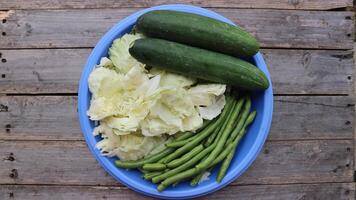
[135, 10, 259, 58]
[129, 38, 269, 90]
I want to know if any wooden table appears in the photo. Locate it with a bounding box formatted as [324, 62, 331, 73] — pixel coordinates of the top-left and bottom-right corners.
[0, 1, 355, 199]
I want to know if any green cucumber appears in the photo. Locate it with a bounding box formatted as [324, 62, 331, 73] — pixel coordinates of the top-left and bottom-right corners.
[135, 10, 259, 58]
[129, 38, 269, 90]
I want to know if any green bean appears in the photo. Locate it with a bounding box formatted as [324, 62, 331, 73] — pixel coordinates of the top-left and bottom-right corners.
[172, 132, 194, 141]
[190, 166, 213, 186]
[226, 97, 251, 144]
[142, 163, 166, 171]
[217, 111, 256, 182]
[166, 137, 195, 148]
[157, 110, 256, 191]
[152, 143, 216, 184]
[115, 147, 175, 169]
[143, 171, 163, 180]
[162, 97, 234, 164]
[169, 120, 212, 144]
[158, 168, 198, 191]
[203, 127, 219, 147]
[167, 144, 204, 168]
[196, 97, 244, 171]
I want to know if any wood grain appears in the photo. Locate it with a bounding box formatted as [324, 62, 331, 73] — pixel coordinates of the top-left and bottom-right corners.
[0, 49, 353, 94]
[0, 96, 353, 141]
[0, 183, 354, 200]
[0, 9, 353, 49]
[0, 0, 352, 10]
[0, 140, 353, 185]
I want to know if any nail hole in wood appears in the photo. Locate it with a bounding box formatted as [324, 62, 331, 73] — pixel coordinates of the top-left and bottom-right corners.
[345, 121, 351, 125]
[346, 147, 351, 152]
[1, 58, 6, 63]
[1, 32, 6, 36]
[2, 19, 6, 23]
[9, 192, 14, 198]
[6, 124, 11, 133]
[345, 16, 351, 20]
[345, 163, 350, 167]
[9, 169, 18, 179]
[347, 76, 352, 80]
[264, 149, 269, 154]
[345, 190, 350, 195]
[1, 74, 5, 78]
[7, 155, 15, 161]
[332, 169, 337, 173]
[347, 33, 351, 37]
[0, 52, 2, 57]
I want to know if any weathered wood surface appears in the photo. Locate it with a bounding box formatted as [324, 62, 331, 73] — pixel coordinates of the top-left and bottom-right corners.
[0, 0, 352, 10]
[0, 9, 353, 49]
[0, 140, 353, 185]
[0, 96, 353, 141]
[0, 183, 354, 200]
[0, 49, 353, 94]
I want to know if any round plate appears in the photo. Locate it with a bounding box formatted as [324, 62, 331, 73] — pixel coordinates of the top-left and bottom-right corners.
[78, 4, 273, 199]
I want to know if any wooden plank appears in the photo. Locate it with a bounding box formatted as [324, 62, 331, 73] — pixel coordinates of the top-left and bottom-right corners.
[0, 49, 353, 94]
[0, 0, 352, 10]
[0, 9, 353, 49]
[0, 96, 353, 141]
[0, 183, 354, 200]
[0, 140, 353, 185]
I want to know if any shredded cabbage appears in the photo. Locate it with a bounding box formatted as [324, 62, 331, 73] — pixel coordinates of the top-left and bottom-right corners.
[88, 33, 227, 161]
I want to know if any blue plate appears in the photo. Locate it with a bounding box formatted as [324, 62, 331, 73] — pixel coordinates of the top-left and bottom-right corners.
[78, 4, 273, 199]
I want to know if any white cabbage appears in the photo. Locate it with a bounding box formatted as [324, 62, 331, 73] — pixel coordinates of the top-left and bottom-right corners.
[198, 95, 226, 120]
[88, 33, 227, 161]
[109, 33, 145, 73]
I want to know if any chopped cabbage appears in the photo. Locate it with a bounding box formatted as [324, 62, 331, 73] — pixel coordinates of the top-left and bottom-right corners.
[94, 122, 167, 161]
[188, 84, 226, 106]
[88, 33, 227, 161]
[109, 33, 145, 73]
[199, 95, 226, 120]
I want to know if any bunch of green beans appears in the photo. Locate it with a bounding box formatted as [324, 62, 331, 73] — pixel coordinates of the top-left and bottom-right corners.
[114, 94, 257, 192]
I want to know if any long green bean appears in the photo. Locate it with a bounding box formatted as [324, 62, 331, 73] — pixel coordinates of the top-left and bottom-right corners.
[169, 120, 212, 144]
[226, 97, 251, 144]
[115, 147, 175, 169]
[190, 166, 213, 186]
[167, 144, 204, 168]
[157, 110, 256, 191]
[143, 171, 163, 180]
[152, 143, 216, 184]
[196, 97, 244, 171]
[217, 111, 256, 182]
[142, 163, 166, 171]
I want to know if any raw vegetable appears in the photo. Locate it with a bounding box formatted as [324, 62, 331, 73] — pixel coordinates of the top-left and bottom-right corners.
[156, 109, 256, 191]
[135, 10, 259, 58]
[217, 111, 257, 182]
[89, 33, 227, 161]
[166, 144, 204, 168]
[162, 97, 234, 164]
[196, 97, 244, 171]
[129, 38, 269, 90]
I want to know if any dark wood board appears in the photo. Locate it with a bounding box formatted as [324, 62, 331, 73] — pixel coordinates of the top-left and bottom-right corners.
[0, 49, 353, 94]
[0, 9, 353, 49]
[0, 140, 353, 185]
[0, 96, 353, 141]
[0, 183, 354, 200]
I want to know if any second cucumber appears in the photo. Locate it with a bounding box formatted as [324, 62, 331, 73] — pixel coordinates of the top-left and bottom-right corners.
[129, 38, 269, 90]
